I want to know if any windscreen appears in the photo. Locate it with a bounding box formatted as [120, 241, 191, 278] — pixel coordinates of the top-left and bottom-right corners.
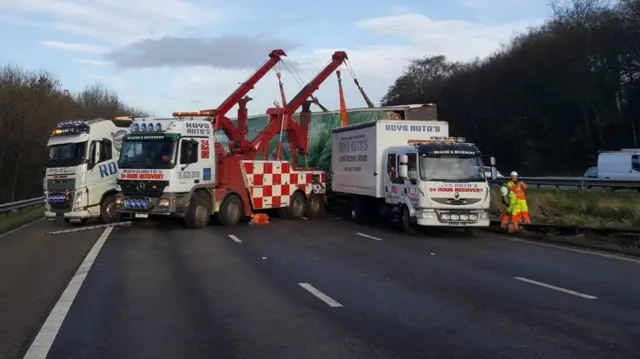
[47, 141, 87, 167]
[419, 154, 485, 182]
[118, 138, 177, 169]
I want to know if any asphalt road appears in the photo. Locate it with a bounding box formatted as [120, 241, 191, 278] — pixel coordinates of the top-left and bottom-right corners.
[1, 216, 639, 359]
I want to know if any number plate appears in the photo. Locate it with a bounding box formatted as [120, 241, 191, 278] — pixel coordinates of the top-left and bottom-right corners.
[448, 222, 465, 226]
[55, 213, 64, 219]
[134, 213, 149, 219]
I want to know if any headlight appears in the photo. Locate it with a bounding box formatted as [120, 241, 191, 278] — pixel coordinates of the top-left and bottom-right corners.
[469, 214, 478, 221]
[451, 214, 460, 220]
[460, 214, 469, 220]
[158, 198, 170, 207]
[75, 190, 85, 205]
[480, 212, 489, 220]
[442, 213, 451, 220]
[116, 196, 123, 205]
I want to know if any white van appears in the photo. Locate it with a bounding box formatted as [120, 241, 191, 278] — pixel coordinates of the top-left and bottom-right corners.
[596, 149, 640, 180]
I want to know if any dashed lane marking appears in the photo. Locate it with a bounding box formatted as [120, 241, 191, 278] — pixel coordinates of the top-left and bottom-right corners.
[299, 282, 343, 307]
[514, 276, 598, 300]
[22, 227, 113, 359]
[301, 217, 308, 220]
[228, 234, 242, 243]
[356, 232, 383, 241]
[501, 236, 640, 264]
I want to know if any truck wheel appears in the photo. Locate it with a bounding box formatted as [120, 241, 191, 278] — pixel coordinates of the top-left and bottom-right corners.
[401, 206, 417, 235]
[100, 194, 118, 224]
[351, 200, 367, 223]
[286, 191, 306, 218]
[184, 192, 212, 229]
[218, 195, 243, 226]
[304, 194, 324, 218]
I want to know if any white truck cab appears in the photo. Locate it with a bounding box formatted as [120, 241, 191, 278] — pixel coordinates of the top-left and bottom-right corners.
[597, 149, 640, 180]
[44, 118, 131, 224]
[331, 120, 492, 234]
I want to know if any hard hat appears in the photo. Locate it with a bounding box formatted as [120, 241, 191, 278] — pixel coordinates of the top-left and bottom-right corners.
[510, 171, 518, 176]
[500, 186, 508, 196]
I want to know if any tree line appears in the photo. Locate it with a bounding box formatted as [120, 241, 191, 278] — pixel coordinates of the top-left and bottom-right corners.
[0, 65, 147, 203]
[382, 0, 640, 176]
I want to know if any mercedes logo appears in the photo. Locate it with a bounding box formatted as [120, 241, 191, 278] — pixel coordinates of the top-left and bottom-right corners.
[454, 192, 460, 199]
[136, 182, 146, 192]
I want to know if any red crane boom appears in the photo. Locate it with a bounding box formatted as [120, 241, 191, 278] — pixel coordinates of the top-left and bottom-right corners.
[250, 51, 348, 166]
[173, 49, 287, 149]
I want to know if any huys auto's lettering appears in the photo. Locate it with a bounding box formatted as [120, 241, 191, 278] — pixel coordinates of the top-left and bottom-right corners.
[185, 122, 211, 135]
[428, 183, 484, 192]
[384, 124, 442, 132]
[337, 133, 367, 172]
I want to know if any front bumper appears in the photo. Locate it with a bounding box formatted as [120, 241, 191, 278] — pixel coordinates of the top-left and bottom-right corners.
[415, 209, 490, 227]
[115, 193, 188, 217]
[45, 210, 92, 219]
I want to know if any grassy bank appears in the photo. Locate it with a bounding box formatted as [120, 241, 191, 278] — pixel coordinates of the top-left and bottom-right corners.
[489, 189, 640, 228]
[0, 205, 44, 234]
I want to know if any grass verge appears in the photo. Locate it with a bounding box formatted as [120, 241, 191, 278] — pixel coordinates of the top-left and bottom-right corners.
[0, 205, 44, 234]
[489, 188, 640, 228]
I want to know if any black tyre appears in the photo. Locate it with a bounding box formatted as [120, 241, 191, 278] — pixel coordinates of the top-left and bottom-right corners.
[304, 194, 324, 218]
[184, 192, 212, 229]
[286, 191, 307, 218]
[350, 200, 367, 223]
[401, 206, 417, 235]
[100, 194, 118, 224]
[217, 194, 243, 226]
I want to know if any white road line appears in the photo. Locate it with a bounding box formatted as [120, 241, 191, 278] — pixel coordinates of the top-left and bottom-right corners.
[301, 217, 308, 220]
[514, 277, 598, 300]
[22, 227, 113, 359]
[228, 234, 242, 243]
[356, 232, 383, 241]
[0, 218, 44, 238]
[501, 236, 640, 264]
[298, 283, 343, 307]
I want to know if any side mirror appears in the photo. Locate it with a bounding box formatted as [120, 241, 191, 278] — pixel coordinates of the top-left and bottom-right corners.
[398, 164, 408, 178]
[491, 167, 497, 180]
[490, 156, 496, 166]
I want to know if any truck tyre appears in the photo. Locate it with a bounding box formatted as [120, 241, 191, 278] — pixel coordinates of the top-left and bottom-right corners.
[350, 199, 367, 223]
[304, 194, 324, 218]
[100, 194, 118, 224]
[184, 192, 212, 229]
[218, 194, 243, 226]
[401, 206, 417, 235]
[286, 191, 306, 218]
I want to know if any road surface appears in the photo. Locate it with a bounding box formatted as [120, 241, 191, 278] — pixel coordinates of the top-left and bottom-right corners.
[1, 216, 638, 359]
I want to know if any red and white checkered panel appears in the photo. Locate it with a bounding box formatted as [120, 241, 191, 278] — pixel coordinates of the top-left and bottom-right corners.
[241, 160, 327, 210]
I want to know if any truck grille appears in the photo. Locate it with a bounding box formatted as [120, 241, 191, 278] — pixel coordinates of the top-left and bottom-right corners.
[118, 180, 169, 198]
[46, 178, 76, 191]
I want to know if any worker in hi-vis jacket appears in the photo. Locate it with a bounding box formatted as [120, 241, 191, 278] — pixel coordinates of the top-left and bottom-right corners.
[500, 186, 520, 231]
[507, 171, 531, 224]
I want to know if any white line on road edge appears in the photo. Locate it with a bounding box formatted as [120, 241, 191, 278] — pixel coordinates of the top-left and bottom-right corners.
[22, 227, 113, 359]
[514, 277, 597, 300]
[356, 232, 383, 241]
[228, 234, 242, 243]
[0, 218, 44, 238]
[502, 236, 640, 264]
[298, 283, 343, 307]
[301, 217, 308, 220]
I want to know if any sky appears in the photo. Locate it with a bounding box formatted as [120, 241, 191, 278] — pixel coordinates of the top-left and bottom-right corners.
[0, 0, 552, 117]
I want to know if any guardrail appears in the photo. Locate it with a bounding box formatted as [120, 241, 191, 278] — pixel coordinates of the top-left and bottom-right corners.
[488, 177, 640, 189]
[0, 197, 45, 215]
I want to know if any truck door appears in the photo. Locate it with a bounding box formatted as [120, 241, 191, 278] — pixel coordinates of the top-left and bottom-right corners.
[384, 152, 403, 204]
[404, 152, 420, 206]
[87, 139, 118, 206]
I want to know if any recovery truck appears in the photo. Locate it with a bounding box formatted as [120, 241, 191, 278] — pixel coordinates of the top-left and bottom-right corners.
[331, 119, 495, 234]
[114, 50, 356, 228]
[44, 118, 132, 224]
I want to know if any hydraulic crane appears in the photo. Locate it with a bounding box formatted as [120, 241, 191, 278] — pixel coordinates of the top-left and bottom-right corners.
[173, 49, 287, 155]
[250, 51, 349, 167]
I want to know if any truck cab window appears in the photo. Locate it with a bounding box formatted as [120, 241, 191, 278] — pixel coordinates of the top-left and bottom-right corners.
[387, 153, 397, 178]
[99, 140, 112, 162]
[180, 139, 199, 164]
[632, 155, 640, 171]
[407, 153, 418, 182]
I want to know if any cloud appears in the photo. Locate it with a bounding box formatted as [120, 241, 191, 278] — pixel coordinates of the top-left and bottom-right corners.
[72, 59, 109, 67]
[153, 11, 543, 117]
[41, 41, 108, 54]
[104, 35, 300, 69]
[0, 0, 226, 45]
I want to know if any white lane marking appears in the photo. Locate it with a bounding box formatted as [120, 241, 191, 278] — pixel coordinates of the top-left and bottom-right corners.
[514, 277, 598, 300]
[501, 236, 640, 264]
[228, 234, 242, 243]
[301, 217, 308, 220]
[356, 232, 383, 241]
[298, 282, 343, 307]
[0, 218, 44, 238]
[22, 227, 113, 359]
